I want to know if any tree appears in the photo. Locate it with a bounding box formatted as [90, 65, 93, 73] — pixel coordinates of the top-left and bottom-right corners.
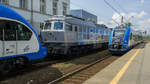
[125, 22, 132, 27]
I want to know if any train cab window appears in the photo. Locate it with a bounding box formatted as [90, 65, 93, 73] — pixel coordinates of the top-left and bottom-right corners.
[54, 22, 64, 30]
[44, 22, 51, 30]
[4, 22, 16, 41]
[17, 24, 32, 40]
[113, 30, 125, 37]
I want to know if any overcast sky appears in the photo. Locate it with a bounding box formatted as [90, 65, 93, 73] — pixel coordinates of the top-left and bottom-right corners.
[71, 0, 150, 34]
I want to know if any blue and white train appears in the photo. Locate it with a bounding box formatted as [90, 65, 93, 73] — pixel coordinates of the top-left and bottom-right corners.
[109, 25, 143, 54]
[40, 15, 111, 56]
[0, 4, 47, 73]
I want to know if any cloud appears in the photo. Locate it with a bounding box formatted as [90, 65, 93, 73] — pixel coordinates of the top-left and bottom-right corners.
[112, 12, 126, 24]
[111, 11, 147, 24]
[109, 11, 148, 32]
[136, 19, 150, 34]
[128, 11, 147, 19]
[141, 0, 144, 4]
[138, 19, 150, 28]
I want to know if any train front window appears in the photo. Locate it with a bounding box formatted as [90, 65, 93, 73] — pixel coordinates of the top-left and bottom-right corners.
[113, 30, 125, 37]
[54, 22, 63, 30]
[16, 24, 32, 41]
[44, 22, 51, 30]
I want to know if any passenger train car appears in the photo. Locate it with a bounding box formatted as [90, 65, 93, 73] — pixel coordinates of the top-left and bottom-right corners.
[40, 15, 111, 56]
[0, 4, 47, 73]
[109, 25, 143, 54]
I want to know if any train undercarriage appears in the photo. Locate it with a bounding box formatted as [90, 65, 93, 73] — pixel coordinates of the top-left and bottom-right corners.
[44, 42, 108, 57]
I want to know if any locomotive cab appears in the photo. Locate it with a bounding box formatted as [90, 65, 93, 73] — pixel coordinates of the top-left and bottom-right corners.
[41, 19, 65, 43]
[43, 21, 65, 31]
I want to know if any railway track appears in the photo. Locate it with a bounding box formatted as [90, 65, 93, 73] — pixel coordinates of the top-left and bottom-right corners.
[48, 54, 118, 84]
[0, 49, 118, 84]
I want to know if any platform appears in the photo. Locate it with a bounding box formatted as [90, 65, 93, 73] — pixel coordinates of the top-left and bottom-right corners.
[83, 42, 150, 84]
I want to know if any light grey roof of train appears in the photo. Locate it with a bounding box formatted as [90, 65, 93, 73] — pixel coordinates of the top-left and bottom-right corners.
[47, 15, 109, 30]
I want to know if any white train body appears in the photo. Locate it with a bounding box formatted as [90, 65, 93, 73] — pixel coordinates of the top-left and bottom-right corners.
[40, 15, 111, 55]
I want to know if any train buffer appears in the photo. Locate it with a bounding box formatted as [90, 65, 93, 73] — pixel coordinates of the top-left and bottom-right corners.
[83, 42, 150, 84]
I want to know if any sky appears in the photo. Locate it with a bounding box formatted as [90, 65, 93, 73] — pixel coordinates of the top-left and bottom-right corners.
[70, 0, 150, 34]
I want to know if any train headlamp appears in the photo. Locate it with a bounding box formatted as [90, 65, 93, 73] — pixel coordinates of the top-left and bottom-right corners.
[122, 45, 126, 49]
[125, 40, 127, 43]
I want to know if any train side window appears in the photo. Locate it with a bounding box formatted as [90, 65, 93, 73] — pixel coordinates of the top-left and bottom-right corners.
[90, 28, 93, 32]
[74, 26, 78, 32]
[0, 29, 2, 41]
[66, 24, 73, 31]
[17, 23, 32, 41]
[44, 22, 51, 30]
[4, 22, 16, 41]
[0, 21, 4, 41]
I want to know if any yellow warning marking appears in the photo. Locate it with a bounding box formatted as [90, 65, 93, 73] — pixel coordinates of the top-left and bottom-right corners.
[109, 49, 141, 84]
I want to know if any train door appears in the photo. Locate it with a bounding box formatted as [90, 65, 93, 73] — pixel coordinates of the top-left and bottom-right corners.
[0, 22, 4, 57]
[16, 23, 33, 55]
[4, 21, 17, 56]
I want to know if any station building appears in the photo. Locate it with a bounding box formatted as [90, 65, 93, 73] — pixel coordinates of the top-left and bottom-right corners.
[70, 9, 98, 24]
[0, 0, 70, 34]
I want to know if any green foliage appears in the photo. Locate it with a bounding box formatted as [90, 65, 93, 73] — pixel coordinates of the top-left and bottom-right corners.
[125, 22, 132, 27]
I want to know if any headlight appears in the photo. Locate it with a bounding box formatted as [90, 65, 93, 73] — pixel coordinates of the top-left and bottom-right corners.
[125, 40, 127, 43]
[122, 45, 126, 49]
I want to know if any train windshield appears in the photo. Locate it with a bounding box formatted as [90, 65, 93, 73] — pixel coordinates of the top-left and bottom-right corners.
[53, 22, 64, 30]
[44, 22, 51, 30]
[113, 30, 125, 37]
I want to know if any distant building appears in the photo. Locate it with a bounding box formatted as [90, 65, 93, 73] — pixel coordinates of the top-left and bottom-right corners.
[0, 0, 70, 34]
[70, 9, 98, 24]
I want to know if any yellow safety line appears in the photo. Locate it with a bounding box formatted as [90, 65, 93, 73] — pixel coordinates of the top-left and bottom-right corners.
[109, 49, 141, 84]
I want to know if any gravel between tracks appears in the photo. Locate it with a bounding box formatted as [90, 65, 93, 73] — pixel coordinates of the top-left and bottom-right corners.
[0, 50, 115, 84]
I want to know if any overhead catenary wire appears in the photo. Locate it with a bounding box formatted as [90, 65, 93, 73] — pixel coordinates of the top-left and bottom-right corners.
[104, 0, 128, 24]
[71, 0, 128, 26]
[113, 0, 128, 14]
[113, 0, 136, 23]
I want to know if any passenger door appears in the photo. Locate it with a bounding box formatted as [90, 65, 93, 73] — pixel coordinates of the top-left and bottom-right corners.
[4, 22, 17, 56]
[16, 23, 33, 54]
